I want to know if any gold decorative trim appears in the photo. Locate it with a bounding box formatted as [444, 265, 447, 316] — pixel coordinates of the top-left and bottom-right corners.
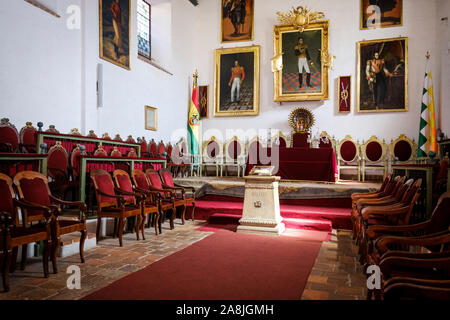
[361, 135, 388, 163]
[145, 106, 158, 131]
[276, 6, 325, 32]
[288, 107, 315, 133]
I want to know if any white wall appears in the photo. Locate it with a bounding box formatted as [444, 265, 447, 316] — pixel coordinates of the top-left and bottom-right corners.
[437, 0, 450, 137]
[196, 0, 442, 146]
[0, 0, 197, 144]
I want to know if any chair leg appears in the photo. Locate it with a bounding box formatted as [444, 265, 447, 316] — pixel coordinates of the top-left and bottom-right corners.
[154, 212, 160, 235]
[20, 244, 28, 271]
[113, 218, 118, 239]
[118, 218, 126, 247]
[170, 208, 176, 230]
[43, 240, 50, 279]
[10, 247, 18, 273]
[96, 217, 102, 244]
[181, 206, 186, 225]
[52, 235, 60, 274]
[136, 214, 142, 241]
[191, 202, 196, 222]
[141, 214, 146, 240]
[79, 230, 87, 263]
[2, 247, 11, 292]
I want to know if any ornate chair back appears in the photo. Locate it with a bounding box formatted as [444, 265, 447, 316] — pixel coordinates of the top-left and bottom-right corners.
[390, 134, 416, 164]
[224, 137, 243, 164]
[126, 136, 136, 144]
[46, 125, 60, 133]
[203, 137, 222, 163]
[271, 131, 288, 149]
[94, 144, 108, 157]
[70, 144, 83, 181]
[247, 137, 262, 165]
[47, 141, 69, 180]
[140, 137, 149, 157]
[87, 130, 98, 138]
[0, 173, 18, 225]
[145, 169, 164, 190]
[158, 141, 166, 159]
[102, 133, 112, 141]
[427, 191, 450, 235]
[112, 170, 136, 205]
[70, 128, 83, 136]
[166, 143, 173, 161]
[128, 148, 138, 158]
[110, 147, 122, 158]
[159, 168, 175, 187]
[362, 136, 387, 163]
[13, 171, 53, 222]
[114, 134, 123, 142]
[19, 122, 37, 153]
[132, 169, 151, 191]
[0, 118, 20, 153]
[90, 169, 118, 209]
[337, 135, 359, 163]
[149, 139, 158, 157]
[319, 131, 335, 149]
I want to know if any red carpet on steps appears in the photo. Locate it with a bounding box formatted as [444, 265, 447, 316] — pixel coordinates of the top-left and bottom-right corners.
[186, 200, 352, 230]
[83, 230, 323, 300]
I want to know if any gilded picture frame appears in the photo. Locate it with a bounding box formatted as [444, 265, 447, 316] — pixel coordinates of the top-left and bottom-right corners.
[214, 45, 260, 117]
[361, 0, 403, 30]
[221, 0, 254, 43]
[357, 37, 408, 113]
[338, 76, 352, 113]
[273, 21, 330, 102]
[145, 106, 158, 131]
[99, 0, 131, 70]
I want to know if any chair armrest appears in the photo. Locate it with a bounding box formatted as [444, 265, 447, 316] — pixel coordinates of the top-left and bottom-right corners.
[115, 187, 145, 201]
[174, 184, 195, 193]
[380, 256, 450, 279]
[13, 199, 55, 222]
[0, 211, 13, 231]
[362, 205, 409, 220]
[376, 232, 450, 255]
[134, 187, 162, 198]
[49, 195, 87, 211]
[380, 250, 450, 262]
[367, 221, 430, 237]
[162, 184, 185, 197]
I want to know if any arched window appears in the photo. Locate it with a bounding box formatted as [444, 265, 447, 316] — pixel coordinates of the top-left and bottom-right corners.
[137, 0, 151, 59]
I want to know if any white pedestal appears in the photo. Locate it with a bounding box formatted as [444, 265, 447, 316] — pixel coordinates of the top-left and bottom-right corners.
[237, 176, 285, 237]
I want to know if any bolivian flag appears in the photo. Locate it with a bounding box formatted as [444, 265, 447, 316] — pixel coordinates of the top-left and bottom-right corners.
[188, 72, 200, 157]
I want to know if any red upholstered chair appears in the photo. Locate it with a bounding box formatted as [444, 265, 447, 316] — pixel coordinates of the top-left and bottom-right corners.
[159, 168, 196, 223]
[383, 277, 450, 300]
[46, 125, 60, 133]
[389, 135, 417, 165]
[111, 147, 129, 172]
[111, 147, 122, 158]
[13, 171, 87, 273]
[87, 130, 98, 138]
[90, 169, 141, 246]
[102, 133, 112, 141]
[19, 122, 37, 153]
[271, 131, 288, 149]
[165, 142, 178, 177]
[0, 118, 20, 153]
[157, 141, 166, 159]
[70, 128, 83, 136]
[0, 173, 53, 292]
[139, 137, 150, 158]
[318, 131, 336, 150]
[112, 170, 155, 240]
[223, 137, 244, 177]
[199, 137, 223, 177]
[361, 136, 388, 182]
[128, 148, 138, 158]
[177, 139, 194, 177]
[337, 135, 361, 181]
[114, 134, 123, 142]
[47, 141, 76, 199]
[130, 170, 163, 235]
[94, 144, 108, 157]
[126, 136, 136, 144]
[149, 139, 158, 158]
[144, 169, 182, 230]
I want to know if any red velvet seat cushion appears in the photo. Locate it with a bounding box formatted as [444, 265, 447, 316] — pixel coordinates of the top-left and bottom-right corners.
[394, 140, 412, 162]
[48, 148, 68, 177]
[71, 149, 82, 179]
[161, 171, 175, 187]
[93, 174, 116, 203]
[21, 129, 37, 153]
[116, 174, 134, 202]
[0, 180, 14, 215]
[134, 174, 150, 190]
[147, 172, 163, 190]
[366, 141, 383, 162]
[341, 141, 357, 162]
[207, 141, 219, 159]
[228, 141, 241, 161]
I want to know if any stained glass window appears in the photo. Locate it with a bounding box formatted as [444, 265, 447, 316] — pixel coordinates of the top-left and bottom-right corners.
[137, 0, 151, 58]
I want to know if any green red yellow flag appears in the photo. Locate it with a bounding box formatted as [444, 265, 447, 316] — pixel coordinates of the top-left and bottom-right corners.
[418, 55, 438, 157]
[188, 72, 200, 157]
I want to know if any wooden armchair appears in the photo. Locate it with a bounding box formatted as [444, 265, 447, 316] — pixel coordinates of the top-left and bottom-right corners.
[159, 168, 196, 223]
[0, 118, 20, 153]
[360, 136, 388, 182]
[144, 169, 179, 230]
[0, 173, 53, 292]
[130, 170, 163, 235]
[90, 169, 142, 247]
[336, 135, 361, 181]
[13, 171, 87, 273]
[47, 141, 78, 200]
[383, 277, 450, 300]
[222, 137, 245, 177]
[19, 122, 37, 153]
[113, 170, 159, 239]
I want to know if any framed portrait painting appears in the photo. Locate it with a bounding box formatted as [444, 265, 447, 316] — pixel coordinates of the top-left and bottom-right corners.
[99, 0, 131, 70]
[361, 0, 403, 30]
[221, 0, 254, 43]
[273, 21, 330, 102]
[357, 37, 408, 113]
[338, 76, 351, 113]
[145, 106, 157, 131]
[214, 45, 260, 117]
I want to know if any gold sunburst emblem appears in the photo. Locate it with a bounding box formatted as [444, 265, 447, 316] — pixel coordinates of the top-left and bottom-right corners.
[289, 107, 315, 133]
[276, 6, 325, 32]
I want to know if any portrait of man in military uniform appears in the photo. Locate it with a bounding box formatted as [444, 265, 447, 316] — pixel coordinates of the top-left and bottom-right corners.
[221, 0, 254, 43]
[358, 37, 407, 112]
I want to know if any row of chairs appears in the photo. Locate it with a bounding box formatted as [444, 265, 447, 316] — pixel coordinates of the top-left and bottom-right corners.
[90, 168, 196, 247]
[350, 175, 450, 299]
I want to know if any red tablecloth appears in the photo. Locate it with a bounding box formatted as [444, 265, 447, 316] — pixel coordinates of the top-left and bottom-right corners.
[246, 147, 337, 182]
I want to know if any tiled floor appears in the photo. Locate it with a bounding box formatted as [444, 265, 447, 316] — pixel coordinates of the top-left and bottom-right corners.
[1, 221, 367, 300]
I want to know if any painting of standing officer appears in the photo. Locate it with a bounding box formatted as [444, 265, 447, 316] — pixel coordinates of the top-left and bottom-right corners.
[221, 0, 254, 42]
[358, 38, 407, 112]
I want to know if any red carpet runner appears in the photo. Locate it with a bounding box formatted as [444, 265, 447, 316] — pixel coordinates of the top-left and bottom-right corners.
[83, 230, 322, 300]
